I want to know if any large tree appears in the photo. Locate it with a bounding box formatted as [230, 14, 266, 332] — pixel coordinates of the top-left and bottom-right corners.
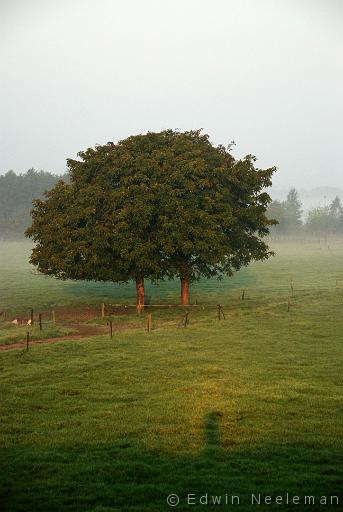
[25, 143, 167, 312]
[26, 130, 276, 307]
[149, 134, 276, 303]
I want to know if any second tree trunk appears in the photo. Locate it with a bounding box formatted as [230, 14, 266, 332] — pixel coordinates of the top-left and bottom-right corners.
[180, 276, 190, 305]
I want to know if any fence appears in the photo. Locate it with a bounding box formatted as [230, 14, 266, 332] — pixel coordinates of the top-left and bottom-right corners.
[2, 277, 343, 350]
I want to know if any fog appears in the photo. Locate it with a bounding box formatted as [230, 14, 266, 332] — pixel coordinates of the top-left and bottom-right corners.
[1, 0, 342, 189]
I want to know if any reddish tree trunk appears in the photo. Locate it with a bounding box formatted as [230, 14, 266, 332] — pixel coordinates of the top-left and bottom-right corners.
[180, 276, 190, 306]
[136, 276, 145, 314]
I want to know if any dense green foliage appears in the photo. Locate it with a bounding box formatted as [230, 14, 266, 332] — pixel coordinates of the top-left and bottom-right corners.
[26, 130, 276, 304]
[1, 241, 342, 511]
[0, 169, 68, 239]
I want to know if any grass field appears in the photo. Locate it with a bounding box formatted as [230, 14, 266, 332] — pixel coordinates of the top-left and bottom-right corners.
[0, 324, 74, 346]
[0, 239, 343, 511]
[2, 238, 343, 312]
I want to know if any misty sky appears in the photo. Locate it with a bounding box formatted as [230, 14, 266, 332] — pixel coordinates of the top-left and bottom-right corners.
[1, 0, 342, 189]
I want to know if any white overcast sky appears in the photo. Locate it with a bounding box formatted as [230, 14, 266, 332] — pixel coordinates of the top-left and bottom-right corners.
[1, 0, 342, 189]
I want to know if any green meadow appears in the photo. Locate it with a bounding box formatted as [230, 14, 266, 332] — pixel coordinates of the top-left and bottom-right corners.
[0, 239, 342, 511]
[2, 238, 343, 312]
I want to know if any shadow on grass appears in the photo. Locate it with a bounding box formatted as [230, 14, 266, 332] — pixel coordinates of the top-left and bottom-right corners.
[1, 412, 342, 511]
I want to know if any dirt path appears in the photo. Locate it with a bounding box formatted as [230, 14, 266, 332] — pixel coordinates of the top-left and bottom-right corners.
[0, 324, 140, 352]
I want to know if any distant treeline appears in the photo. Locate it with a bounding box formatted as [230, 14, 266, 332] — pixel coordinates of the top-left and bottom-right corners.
[268, 188, 343, 235]
[1, 170, 342, 239]
[0, 169, 68, 239]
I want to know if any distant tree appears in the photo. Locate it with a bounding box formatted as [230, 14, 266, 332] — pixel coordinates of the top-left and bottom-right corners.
[306, 196, 343, 234]
[0, 169, 68, 239]
[305, 206, 331, 234]
[329, 196, 343, 228]
[267, 188, 303, 234]
[284, 188, 303, 231]
[26, 130, 276, 307]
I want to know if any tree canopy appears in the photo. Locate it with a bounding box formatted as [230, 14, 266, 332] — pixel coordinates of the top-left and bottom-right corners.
[26, 130, 276, 307]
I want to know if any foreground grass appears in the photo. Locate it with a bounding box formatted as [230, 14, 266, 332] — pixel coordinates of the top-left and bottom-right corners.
[1, 239, 343, 510]
[1, 289, 343, 510]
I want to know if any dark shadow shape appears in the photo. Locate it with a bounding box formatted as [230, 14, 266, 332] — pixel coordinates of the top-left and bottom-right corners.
[202, 411, 223, 457]
[0, 411, 342, 511]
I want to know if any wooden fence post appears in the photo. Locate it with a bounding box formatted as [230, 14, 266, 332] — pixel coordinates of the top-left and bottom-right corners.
[241, 290, 245, 300]
[179, 312, 189, 328]
[26, 332, 30, 352]
[217, 304, 225, 320]
[287, 297, 291, 312]
[147, 313, 152, 333]
[39, 313, 42, 330]
[101, 303, 105, 319]
[110, 320, 113, 339]
[30, 309, 34, 326]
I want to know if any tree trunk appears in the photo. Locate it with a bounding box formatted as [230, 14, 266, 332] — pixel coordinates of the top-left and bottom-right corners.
[180, 276, 190, 306]
[135, 276, 145, 314]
